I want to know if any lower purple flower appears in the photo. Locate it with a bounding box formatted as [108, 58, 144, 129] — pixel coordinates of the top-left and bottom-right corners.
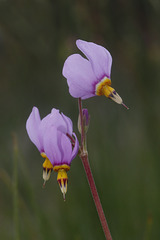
[26, 107, 79, 199]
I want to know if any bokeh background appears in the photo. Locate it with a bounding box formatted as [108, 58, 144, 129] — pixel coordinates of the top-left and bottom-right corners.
[0, 0, 160, 239]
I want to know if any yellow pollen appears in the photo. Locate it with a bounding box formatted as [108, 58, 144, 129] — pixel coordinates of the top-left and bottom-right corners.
[41, 154, 53, 185]
[96, 77, 111, 96]
[96, 76, 123, 104]
[53, 164, 70, 172]
[41, 152, 47, 158]
[43, 158, 54, 170]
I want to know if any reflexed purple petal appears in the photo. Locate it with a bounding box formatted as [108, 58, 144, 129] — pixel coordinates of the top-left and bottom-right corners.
[61, 113, 73, 135]
[51, 108, 60, 115]
[43, 126, 62, 166]
[39, 113, 53, 141]
[50, 108, 65, 129]
[50, 108, 69, 134]
[71, 133, 79, 161]
[40, 110, 66, 138]
[81, 92, 96, 100]
[62, 54, 97, 99]
[26, 107, 43, 152]
[69, 83, 96, 99]
[60, 133, 72, 165]
[76, 40, 112, 80]
[40, 108, 69, 137]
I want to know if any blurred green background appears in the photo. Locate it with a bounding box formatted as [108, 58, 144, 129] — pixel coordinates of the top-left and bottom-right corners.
[0, 0, 160, 239]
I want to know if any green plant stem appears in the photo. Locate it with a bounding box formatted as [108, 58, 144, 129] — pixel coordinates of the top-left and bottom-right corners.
[78, 98, 112, 240]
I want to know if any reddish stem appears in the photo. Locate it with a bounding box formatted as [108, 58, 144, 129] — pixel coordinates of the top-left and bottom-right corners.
[80, 153, 112, 240]
[78, 98, 112, 240]
[78, 98, 85, 148]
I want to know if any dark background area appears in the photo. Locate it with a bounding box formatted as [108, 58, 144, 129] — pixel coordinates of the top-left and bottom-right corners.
[0, 0, 160, 239]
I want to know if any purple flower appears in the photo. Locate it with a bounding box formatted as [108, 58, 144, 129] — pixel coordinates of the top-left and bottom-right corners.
[26, 107, 79, 199]
[63, 39, 128, 107]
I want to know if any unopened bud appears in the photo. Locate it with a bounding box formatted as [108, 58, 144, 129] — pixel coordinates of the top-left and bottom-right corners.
[78, 108, 90, 134]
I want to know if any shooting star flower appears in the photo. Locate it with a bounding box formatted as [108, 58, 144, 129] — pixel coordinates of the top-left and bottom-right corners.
[63, 39, 128, 109]
[26, 107, 79, 199]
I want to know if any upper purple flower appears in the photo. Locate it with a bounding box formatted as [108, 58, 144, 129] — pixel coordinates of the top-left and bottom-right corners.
[63, 39, 127, 106]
